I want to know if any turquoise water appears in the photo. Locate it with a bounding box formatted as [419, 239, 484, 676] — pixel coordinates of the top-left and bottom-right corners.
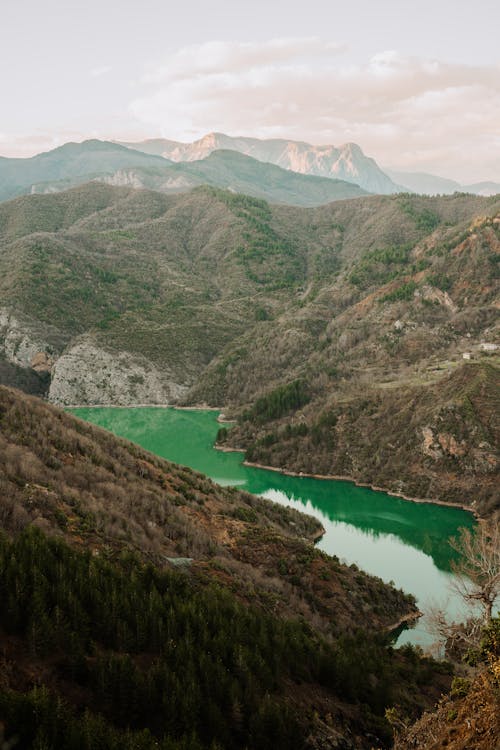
[71, 406, 478, 649]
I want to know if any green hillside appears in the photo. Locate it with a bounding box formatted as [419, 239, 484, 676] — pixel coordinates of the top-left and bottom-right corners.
[0, 386, 451, 749]
[0, 140, 171, 201]
[0, 183, 498, 513]
[0, 140, 366, 206]
[161, 149, 367, 204]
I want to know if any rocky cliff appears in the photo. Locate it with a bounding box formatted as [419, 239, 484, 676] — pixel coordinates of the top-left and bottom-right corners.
[0, 184, 498, 514]
[122, 132, 403, 194]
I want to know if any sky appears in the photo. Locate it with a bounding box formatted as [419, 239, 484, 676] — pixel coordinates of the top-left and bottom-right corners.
[1, 0, 499, 182]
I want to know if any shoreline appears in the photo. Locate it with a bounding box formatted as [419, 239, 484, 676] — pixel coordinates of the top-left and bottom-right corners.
[63, 403, 219, 411]
[385, 609, 423, 634]
[214, 445, 479, 519]
[243, 458, 479, 518]
[65, 401, 478, 520]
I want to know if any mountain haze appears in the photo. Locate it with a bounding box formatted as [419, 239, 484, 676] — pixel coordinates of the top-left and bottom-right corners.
[101, 148, 367, 205]
[0, 140, 171, 202]
[121, 132, 403, 194]
[461, 181, 500, 196]
[385, 169, 462, 196]
[0, 140, 366, 206]
[386, 169, 500, 197]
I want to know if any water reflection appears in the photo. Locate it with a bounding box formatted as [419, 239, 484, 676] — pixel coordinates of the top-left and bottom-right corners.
[71, 406, 476, 649]
[246, 474, 472, 574]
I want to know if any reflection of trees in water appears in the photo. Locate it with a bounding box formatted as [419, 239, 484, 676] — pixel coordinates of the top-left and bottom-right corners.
[71, 407, 476, 576]
[247, 471, 475, 574]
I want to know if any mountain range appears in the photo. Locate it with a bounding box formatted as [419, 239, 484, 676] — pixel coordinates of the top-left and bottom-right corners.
[0, 133, 498, 749]
[0, 139, 366, 206]
[120, 132, 500, 196]
[120, 132, 403, 194]
[1, 134, 498, 206]
[386, 169, 500, 197]
[0, 182, 498, 515]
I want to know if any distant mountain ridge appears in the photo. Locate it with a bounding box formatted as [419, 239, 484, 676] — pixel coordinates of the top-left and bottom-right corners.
[462, 181, 500, 196]
[0, 140, 171, 202]
[120, 132, 404, 194]
[386, 169, 500, 197]
[0, 139, 366, 206]
[2, 134, 498, 200]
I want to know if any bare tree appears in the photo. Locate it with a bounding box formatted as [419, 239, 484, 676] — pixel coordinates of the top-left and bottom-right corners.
[449, 519, 500, 625]
[428, 517, 500, 658]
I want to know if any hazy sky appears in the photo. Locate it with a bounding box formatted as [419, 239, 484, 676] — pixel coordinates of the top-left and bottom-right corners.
[1, 0, 499, 181]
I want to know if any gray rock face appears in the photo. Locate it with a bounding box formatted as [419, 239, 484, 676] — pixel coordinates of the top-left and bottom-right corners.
[121, 132, 402, 194]
[49, 338, 188, 406]
[0, 308, 188, 406]
[0, 308, 59, 370]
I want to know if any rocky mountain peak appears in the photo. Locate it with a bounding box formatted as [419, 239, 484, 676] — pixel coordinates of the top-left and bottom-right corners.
[120, 132, 403, 193]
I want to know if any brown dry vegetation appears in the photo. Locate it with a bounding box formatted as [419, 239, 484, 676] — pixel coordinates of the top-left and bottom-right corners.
[226, 362, 499, 517]
[394, 667, 500, 750]
[1, 185, 498, 512]
[0, 385, 461, 750]
[0, 385, 414, 634]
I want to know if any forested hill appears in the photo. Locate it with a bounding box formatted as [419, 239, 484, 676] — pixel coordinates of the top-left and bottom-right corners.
[0, 184, 498, 514]
[0, 139, 366, 205]
[0, 386, 452, 750]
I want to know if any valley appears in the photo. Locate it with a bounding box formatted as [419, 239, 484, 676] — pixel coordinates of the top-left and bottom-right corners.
[0, 183, 498, 516]
[2, 0, 499, 742]
[0, 385, 453, 749]
[0, 156, 498, 750]
[69, 404, 477, 650]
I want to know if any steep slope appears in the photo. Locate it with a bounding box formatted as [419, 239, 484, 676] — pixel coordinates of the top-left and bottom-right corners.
[394, 619, 500, 750]
[0, 139, 366, 206]
[0, 386, 450, 750]
[148, 149, 367, 204]
[1, 184, 498, 514]
[191, 207, 500, 516]
[0, 184, 316, 403]
[0, 385, 414, 633]
[0, 140, 172, 201]
[121, 132, 403, 194]
[220, 363, 499, 517]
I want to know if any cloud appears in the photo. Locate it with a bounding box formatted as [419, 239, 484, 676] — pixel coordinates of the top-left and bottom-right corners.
[0, 129, 110, 158]
[90, 65, 112, 78]
[141, 38, 344, 83]
[129, 39, 500, 181]
[0, 132, 81, 157]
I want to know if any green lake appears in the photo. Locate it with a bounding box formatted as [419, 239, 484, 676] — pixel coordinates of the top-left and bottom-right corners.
[71, 406, 478, 649]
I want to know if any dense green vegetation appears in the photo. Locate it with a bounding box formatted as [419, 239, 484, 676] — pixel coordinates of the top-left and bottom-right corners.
[0, 528, 310, 748]
[380, 280, 418, 303]
[0, 527, 445, 749]
[400, 198, 441, 233]
[207, 189, 305, 288]
[349, 244, 412, 289]
[0, 184, 498, 514]
[20, 236, 160, 335]
[244, 380, 310, 423]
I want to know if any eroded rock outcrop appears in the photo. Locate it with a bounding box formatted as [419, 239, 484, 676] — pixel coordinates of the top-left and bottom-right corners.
[0, 308, 59, 370]
[49, 337, 188, 406]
